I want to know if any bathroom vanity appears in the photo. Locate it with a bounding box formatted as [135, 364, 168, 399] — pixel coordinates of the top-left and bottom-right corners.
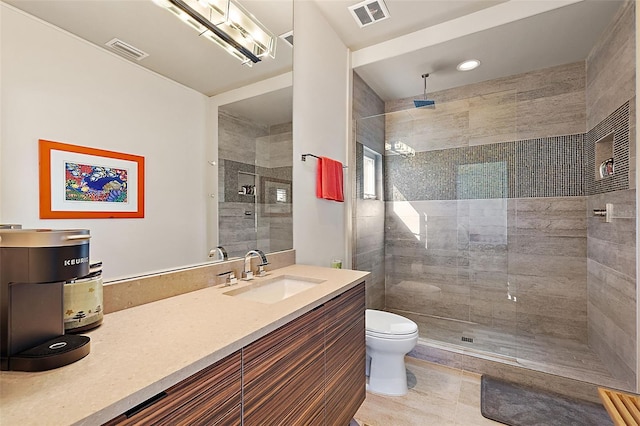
[0, 264, 369, 425]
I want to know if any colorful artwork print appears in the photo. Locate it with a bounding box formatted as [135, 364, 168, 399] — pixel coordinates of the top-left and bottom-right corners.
[65, 162, 128, 203]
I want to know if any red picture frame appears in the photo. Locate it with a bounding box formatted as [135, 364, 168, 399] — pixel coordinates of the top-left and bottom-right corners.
[39, 139, 145, 219]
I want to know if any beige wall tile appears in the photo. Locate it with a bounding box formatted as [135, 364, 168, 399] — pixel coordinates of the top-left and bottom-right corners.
[586, 1, 636, 129]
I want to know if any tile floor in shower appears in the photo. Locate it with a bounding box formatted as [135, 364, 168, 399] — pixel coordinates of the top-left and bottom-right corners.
[390, 309, 629, 390]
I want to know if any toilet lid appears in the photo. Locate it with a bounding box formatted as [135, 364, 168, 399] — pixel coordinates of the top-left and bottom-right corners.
[365, 309, 418, 336]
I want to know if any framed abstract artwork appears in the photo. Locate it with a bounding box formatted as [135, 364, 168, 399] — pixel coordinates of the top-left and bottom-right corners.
[39, 139, 145, 219]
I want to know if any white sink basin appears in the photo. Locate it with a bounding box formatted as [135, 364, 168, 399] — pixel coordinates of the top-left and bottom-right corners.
[223, 275, 326, 304]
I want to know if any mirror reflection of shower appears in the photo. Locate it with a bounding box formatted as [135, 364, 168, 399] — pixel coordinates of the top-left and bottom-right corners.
[217, 86, 293, 258]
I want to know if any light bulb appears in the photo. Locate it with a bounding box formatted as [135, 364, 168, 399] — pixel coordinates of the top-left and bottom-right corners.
[457, 59, 481, 71]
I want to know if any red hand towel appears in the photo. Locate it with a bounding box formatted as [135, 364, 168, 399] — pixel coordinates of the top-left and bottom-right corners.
[316, 156, 344, 202]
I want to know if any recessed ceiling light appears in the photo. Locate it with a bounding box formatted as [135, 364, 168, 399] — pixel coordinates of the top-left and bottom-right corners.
[457, 59, 481, 71]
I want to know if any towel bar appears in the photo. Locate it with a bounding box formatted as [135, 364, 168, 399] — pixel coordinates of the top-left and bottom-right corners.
[301, 154, 348, 168]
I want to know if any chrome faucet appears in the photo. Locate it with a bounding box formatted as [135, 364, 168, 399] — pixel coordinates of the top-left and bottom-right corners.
[243, 249, 268, 280]
[209, 245, 228, 261]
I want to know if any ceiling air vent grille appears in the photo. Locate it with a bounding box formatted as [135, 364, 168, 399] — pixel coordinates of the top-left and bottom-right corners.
[348, 0, 390, 28]
[105, 38, 149, 61]
[279, 31, 293, 48]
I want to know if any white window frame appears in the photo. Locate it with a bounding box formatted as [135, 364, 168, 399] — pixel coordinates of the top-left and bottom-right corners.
[363, 146, 381, 200]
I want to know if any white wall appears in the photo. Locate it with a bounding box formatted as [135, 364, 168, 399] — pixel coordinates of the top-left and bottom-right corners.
[0, 5, 209, 281]
[292, 0, 350, 267]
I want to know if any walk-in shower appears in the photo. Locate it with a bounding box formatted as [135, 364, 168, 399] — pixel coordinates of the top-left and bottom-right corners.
[353, 35, 637, 393]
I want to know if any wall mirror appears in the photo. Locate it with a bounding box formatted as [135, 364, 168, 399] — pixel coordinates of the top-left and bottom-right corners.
[4, 0, 294, 264]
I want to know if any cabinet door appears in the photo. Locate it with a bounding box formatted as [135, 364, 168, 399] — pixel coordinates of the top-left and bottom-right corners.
[243, 305, 326, 425]
[325, 283, 366, 426]
[103, 351, 241, 426]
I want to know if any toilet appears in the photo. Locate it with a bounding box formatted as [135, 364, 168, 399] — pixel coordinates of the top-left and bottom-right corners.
[365, 309, 419, 396]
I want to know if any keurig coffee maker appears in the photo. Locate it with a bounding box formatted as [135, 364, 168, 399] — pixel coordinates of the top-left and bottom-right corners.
[0, 229, 92, 371]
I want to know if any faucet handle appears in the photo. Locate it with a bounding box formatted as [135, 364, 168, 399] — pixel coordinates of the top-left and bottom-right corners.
[257, 265, 268, 277]
[217, 270, 237, 286]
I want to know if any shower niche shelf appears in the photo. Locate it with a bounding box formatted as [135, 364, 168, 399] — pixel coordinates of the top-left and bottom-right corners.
[595, 133, 614, 180]
[238, 171, 257, 196]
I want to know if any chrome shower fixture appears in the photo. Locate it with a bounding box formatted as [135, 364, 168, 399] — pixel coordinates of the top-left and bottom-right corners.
[414, 73, 435, 108]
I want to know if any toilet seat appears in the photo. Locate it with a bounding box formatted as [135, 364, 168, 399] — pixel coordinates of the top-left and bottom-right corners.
[365, 309, 418, 337]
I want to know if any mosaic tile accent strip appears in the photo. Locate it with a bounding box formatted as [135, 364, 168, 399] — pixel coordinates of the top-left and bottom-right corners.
[221, 159, 258, 204]
[382, 101, 630, 201]
[586, 101, 630, 195]
[384, 136, 584, 201]
[457, 161, 508, 199]
[516, 135, 585, 198]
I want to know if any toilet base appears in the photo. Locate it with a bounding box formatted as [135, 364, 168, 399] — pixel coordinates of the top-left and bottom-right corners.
[366, 351, 409, 396]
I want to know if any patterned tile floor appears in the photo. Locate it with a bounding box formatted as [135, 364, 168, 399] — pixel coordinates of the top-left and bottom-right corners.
[354, 357, 501, 426]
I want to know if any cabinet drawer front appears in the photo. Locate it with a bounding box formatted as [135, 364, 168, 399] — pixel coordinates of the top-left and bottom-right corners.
[212, 404, 241, 426]
[326, 318, 366, 426]
[244, 306, 326, 425]
[105, 351, 241, 426]
[243, 305, 324, 366]
[325, 283, 365, 341]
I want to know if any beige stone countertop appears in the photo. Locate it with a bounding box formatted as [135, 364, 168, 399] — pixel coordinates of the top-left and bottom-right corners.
[0, 264, 369, 426]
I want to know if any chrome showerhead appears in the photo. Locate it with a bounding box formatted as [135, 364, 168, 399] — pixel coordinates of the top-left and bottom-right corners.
[414, 73, 435, 108]
[413, 99, 435, 108]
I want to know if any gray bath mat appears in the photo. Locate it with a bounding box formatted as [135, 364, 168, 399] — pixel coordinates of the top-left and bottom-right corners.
[480, 375, 613, 426]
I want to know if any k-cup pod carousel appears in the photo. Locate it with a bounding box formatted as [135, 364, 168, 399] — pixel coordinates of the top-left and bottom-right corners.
[64, 261, 104, 333]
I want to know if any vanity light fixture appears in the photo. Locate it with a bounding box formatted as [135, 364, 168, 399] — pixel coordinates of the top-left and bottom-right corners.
[385, 141, 415, 157]
[153, 0, 276, 66]
[456, 59, 481, 71]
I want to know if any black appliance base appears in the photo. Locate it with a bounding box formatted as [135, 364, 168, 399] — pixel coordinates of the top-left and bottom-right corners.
[8, 335, 90, 371]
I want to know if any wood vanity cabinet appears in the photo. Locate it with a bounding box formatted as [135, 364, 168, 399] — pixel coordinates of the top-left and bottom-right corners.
[103, 282, 365, 426]
[103, 351, 242, 426]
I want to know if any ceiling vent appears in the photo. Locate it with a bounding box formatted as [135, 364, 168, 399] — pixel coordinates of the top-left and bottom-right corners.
[105, 38, 149, 61]
[348, 0, 390, 28]
[279, 31, 293, 48]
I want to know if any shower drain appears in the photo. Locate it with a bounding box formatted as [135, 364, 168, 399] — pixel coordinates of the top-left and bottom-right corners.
[461, 336, 474, 343]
